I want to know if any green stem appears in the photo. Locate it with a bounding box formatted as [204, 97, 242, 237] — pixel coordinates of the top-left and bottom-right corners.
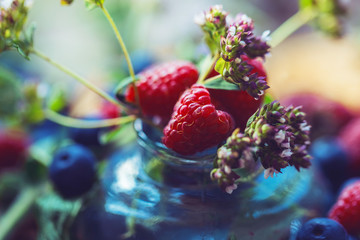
[31, 48, 125, 109]
[0, 185, 43, 240]
[100, 6, 141, 115]
[45, 109, 136, 128]
[198, 52, 220, 84]
[270, 9, 316, 48]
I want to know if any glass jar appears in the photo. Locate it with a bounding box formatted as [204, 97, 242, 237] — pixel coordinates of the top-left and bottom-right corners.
[72, 120, 330, 240]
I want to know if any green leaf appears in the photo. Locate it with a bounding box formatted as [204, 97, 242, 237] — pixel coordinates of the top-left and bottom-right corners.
[203, 77, 239, 90]
[24, 159, 47, 183]
[114, 75, 138, 95]
[29, 137, 57, 167]
[47, 86, 67, 112]
[12, 42, 30, 60]
[214, 57, 226, 75]
[246, 110, 258, 128]
[197, 54, 213, 79]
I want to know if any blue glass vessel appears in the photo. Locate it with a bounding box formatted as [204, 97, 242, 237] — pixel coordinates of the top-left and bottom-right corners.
[73, 120, 329, 240]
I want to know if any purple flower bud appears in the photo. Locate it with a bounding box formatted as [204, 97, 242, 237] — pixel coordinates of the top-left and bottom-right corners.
[245, 101, 312, 172]
[211, 129, 257, 193]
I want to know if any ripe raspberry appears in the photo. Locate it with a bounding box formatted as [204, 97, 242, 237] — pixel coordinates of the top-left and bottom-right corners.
[125, 61, 198, 121]
[338, 118, 360, 175]
[0, 129, 29, 171]
[163, 84, 234, 155]
[207, 56, 267, 130]
[328, 180, 360, 235]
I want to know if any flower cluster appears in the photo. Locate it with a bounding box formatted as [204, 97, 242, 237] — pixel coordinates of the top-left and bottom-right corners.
[216, 14, 270, 99]
[211, 101, 312, 193]
[220, 55, 269, 99]
[210, 128, 256, 194]
[195, 5, 228, 54]
[0, 0, 31, 53]
[299, 0, 348, 37]
[246, 101, 312, 172]
[220, 14, 269, 61]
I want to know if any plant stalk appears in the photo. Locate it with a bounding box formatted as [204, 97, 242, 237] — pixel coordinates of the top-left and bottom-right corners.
[270, 9, 316, 48]
[31, 49, 125, 109]
[45, 109, 136, 128]
[0, 185, 43, 240]
[100, 6, 141, 115]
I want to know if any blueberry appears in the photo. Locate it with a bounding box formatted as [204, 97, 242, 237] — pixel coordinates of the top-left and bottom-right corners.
[310, 137, 350, 191]
[68, 116, 104, 146]
[49, 144, 97, 199]
[296, 218, 348, 240]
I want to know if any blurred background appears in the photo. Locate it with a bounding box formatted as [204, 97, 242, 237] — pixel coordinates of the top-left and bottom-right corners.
[1, 1, 360, 239]
[2, 0, 359, 113]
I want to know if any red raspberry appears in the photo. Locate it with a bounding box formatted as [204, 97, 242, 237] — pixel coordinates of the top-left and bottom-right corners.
[125, 61, 198, 121]
[0, 129, 29, 171]
[338, 118, 360, 175]
[328, 180, 360, 235]
[100, 101, 121, 119]
[163, 85, 234, 155]
[207, 56, 267, 130]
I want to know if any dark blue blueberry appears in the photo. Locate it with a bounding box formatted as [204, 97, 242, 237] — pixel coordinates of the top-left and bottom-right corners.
[68, 116, 104, 146]
[296, 218, 348, 240]
[123, 50, 155, 74]
[310, 137, 350, 192]
[49, 144, 97, 199]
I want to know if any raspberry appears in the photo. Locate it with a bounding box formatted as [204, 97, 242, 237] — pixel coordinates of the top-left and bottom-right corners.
[207, 56, 267, 130]
[0, 129, 29, 171]
[163, 84, 234, 155]
[338, 118, 360, 175]
[328, 180, 360, 235]
[100, 101, 121, 119]
[125, 61, 198, 121]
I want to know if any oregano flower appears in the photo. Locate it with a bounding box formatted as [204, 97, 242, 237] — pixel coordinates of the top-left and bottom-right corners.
[211, 101, 312, 193]
[195, 5, 228, 54]
[215, 14, 270, 99]
[0, 0, 34, 59]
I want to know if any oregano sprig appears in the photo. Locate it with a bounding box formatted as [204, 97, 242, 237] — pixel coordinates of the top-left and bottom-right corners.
[211, 101, 312, 194]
